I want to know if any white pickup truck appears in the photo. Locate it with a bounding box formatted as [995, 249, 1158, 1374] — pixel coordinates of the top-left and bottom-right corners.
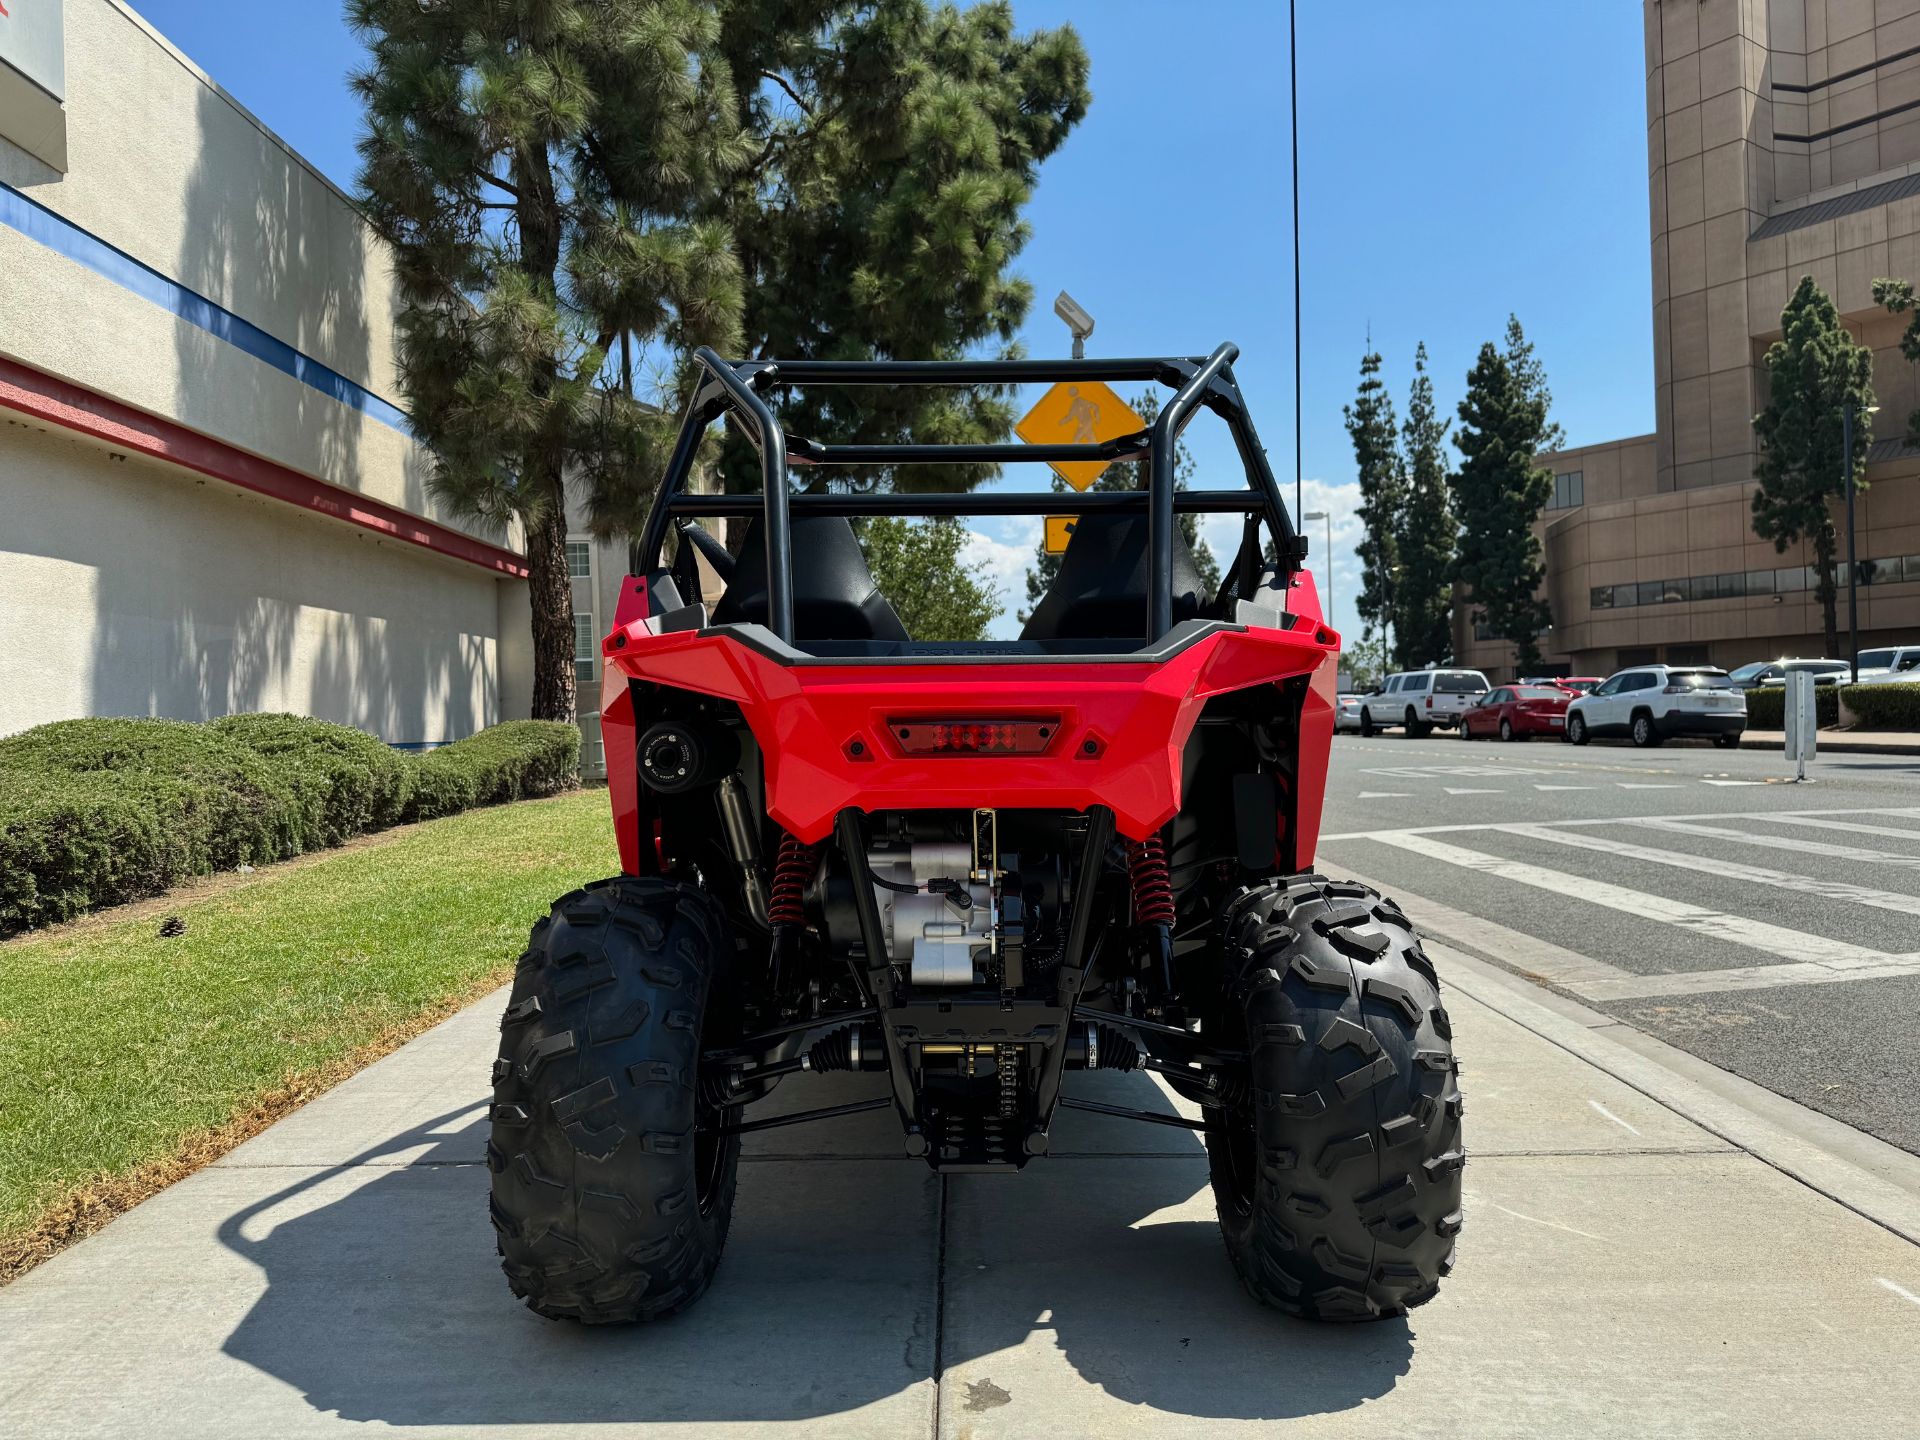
[1849, 645, 1920, 685]
[1358, 668, 1492, 736]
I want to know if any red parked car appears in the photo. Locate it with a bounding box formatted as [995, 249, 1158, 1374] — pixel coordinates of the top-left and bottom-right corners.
[1460, 683, 1574, 740]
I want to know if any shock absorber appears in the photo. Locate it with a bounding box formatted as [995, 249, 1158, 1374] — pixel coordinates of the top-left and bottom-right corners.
[769, 834, 817, 997]
[1129, 835, 1176, 994]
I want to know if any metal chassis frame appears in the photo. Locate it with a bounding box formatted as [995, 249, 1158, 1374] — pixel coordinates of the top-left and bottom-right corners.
[634, 342, 1304, 646]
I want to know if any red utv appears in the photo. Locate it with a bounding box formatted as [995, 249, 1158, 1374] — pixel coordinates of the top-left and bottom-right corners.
[487, 344, 1463, 1325]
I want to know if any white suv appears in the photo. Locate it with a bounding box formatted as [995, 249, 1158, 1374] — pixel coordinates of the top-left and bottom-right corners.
[1565, 665, 1745, 748]
[1358, 669, 1491, 737]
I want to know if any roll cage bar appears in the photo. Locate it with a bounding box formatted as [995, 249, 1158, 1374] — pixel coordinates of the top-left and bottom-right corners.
[634, 341, 1305, 645]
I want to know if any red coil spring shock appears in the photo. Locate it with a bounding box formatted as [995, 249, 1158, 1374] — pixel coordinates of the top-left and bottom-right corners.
[1128, 836, 1175, 927]
[770, 834, 816, 928]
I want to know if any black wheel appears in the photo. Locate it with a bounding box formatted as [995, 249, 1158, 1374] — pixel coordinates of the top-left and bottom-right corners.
[1458, 719, 1473, 740]
[1568, 713, 1589, 746]
[1360, 708, 1375, 738]
[1204, 876, 1464, 1322]
[1405, 707, 1431, 738]
[1714, 733, 1740, 749]
[1498, 718, 1514, 743]
[489, 877, 741, 1323]
[1630, 712, 1661, 748]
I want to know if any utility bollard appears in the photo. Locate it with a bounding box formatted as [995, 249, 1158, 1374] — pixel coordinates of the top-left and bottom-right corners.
[1783, 669, 1816, 783]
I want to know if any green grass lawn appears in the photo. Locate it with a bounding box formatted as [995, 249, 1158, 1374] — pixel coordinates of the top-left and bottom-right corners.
[0, 787, 613, 1264]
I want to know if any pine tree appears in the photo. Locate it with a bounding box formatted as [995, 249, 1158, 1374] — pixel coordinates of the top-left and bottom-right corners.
[1754, 275, 1875, 656]
[1451, 334, 1555, 672]
[1017, 389, 1218, 624]
[715, 2, 1091, 493]
[1395, 342, 1456, 668]
[1504, 313, 1564, 453]
[350, 0, 747, 722]
[1344, 348, 1404, 661]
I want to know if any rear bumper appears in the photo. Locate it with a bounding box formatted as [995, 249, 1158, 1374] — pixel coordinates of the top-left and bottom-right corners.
[1513, 712, 1566, 735]
[1655, 711, 1745, 738]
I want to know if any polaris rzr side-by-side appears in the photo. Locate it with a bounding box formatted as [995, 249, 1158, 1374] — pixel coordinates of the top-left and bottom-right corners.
[487, 343, 1463, 1324]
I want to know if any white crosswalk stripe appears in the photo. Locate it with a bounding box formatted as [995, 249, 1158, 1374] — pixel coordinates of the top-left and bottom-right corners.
[1499, 823, 1920, 918]
[1359, 831, 1919, 972]
[1624, 816, 1920, 872]
[1324, 805, 1920, 1002]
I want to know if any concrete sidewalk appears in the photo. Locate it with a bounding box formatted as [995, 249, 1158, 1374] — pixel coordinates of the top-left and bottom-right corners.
[4, 960, 1920, 1437]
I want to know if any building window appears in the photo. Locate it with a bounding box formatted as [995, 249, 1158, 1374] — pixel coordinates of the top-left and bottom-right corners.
[574, 612, 596, 690]
[567, 541, 593, 579]
[1590, 585, 1614, 611]
[1549, 470, 1584, 510]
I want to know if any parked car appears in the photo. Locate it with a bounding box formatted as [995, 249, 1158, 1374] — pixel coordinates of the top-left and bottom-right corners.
[1850, 645, 1920, 685]
[1334, 692, 1366, 733]
[1727, 657, 1849, 690]
[1358, 668, 1491, 736]
[1459, 683, 1575, 741]
[1566, 665, 1746, 748]
[1541, 675, 1603, 694]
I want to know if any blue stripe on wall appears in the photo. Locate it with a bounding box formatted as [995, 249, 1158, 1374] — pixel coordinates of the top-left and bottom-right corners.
[0, 181, 413, 437]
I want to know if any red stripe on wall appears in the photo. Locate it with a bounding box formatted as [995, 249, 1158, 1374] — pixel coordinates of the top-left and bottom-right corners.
[0, 356, 530, 578]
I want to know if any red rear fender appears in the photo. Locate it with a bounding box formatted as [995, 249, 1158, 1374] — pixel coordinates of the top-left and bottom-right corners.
[602, 621, 1339, 866]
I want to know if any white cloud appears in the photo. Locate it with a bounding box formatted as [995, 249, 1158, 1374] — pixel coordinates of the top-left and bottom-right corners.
[1197, 476, 1365, 640]
[962, 519, 1042, 639]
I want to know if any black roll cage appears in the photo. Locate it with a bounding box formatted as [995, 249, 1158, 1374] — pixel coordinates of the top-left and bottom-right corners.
[634, 341, 1305, 645]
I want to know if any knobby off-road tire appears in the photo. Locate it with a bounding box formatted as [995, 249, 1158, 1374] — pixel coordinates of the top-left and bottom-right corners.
[1205, 876, 1464, 1322]
[489, 877, 740, 1323]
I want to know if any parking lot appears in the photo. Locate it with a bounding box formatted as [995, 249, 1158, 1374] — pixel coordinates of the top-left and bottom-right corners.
[4, 733, 1920, 1438]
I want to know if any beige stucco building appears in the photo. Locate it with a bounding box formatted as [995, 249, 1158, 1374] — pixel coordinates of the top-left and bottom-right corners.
[1459, 0, 1920, 680]
[0, 1, 636, 772]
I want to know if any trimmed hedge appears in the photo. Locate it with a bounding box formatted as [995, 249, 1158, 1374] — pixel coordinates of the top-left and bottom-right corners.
[213, 713, 415, 844]
[1743, 685, 1840, 730]
[1844, 681, 1920, 730]
[0, 717, 579, 934]
[407, 721, 582, 821]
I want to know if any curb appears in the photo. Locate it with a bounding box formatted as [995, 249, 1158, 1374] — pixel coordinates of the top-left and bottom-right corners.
[1737, 733, 1920, 756]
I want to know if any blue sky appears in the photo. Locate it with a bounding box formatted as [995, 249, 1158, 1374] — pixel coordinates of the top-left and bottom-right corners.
[133, 0, 1652, 642]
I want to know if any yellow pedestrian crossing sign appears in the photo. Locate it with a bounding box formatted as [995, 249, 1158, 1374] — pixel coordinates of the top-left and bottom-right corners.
[1015, 379, 1145, 491]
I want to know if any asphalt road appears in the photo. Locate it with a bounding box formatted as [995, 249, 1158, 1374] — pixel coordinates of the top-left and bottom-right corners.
[1317, 728, 1920, 1154]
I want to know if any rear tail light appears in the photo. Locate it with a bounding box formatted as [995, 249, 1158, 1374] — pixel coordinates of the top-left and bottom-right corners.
[1425, 696, 1433, 708]
[889, 717, 1059, 755]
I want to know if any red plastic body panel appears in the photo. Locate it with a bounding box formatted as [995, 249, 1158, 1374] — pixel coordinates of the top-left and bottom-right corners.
[601, 586, 1339, 868]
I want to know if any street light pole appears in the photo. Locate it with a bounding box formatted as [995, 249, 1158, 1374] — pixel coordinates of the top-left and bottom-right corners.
[1302, 510, 1332, 628]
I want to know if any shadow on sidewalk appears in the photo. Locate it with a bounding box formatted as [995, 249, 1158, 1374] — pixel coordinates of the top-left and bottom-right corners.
[216, 1077, 1411, 1427]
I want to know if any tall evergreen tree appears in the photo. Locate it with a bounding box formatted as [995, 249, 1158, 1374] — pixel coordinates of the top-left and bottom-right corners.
[1395, 342, 1455, 668]
[1019, 389, 1218, 622]
[715, 2, 1090, 492]
[1451, 336, 1554, 671]
[1753, 275, 1875, 656]
[351, 0, 747, 722]
[1343, 348, 1404, 659]
[1504, 312, 1564, 453]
